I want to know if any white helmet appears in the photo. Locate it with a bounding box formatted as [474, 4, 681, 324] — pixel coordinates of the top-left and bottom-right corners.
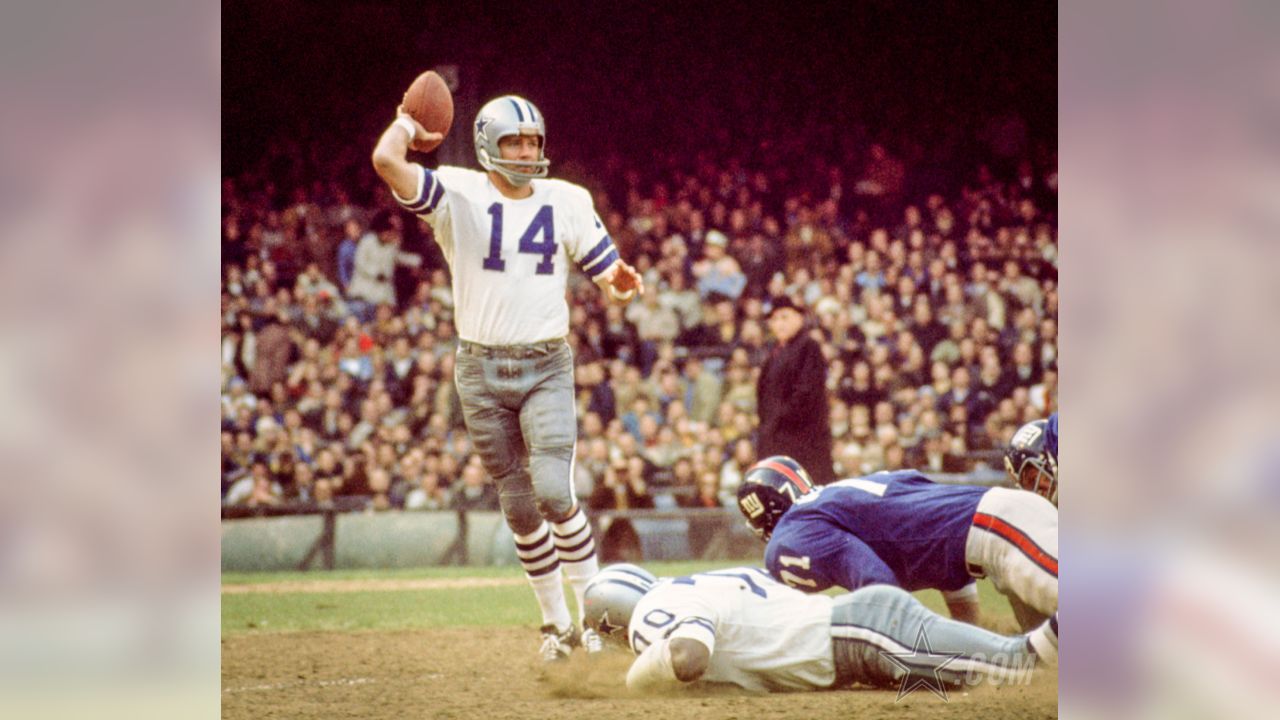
[473, 94, 549, 186]
[583, 564, 657, 644]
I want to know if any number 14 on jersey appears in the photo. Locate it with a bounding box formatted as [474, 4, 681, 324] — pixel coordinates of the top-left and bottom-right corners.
[483, 203, 557, 275]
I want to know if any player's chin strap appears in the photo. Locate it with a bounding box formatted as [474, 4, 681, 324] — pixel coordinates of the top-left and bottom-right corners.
[626, 639, 681, 692]
[479, 148, 550, 186]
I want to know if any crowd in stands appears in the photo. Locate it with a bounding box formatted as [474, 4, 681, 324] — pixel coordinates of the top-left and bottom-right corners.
[221, 115, 1058, 515]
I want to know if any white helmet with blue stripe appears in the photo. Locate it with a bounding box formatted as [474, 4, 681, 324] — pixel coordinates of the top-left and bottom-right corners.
[583, 563, 657, 644]
[473, 94, 549, 186]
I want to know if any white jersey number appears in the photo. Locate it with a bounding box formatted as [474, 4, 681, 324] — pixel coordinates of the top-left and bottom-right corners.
[778, 555, 818, 588]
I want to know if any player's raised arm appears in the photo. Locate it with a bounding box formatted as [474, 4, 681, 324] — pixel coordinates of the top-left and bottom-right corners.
[371, 107, 443, 201]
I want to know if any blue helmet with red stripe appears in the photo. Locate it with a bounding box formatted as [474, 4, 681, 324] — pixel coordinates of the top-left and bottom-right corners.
[736, 456, 816, 541]
[1005, 419, 1058, 506]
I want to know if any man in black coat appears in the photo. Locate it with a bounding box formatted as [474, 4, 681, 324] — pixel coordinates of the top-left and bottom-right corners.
[756, 297, 836, 485]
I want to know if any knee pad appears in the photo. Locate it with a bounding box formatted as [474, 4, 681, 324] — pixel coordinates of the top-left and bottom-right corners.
[498, 489, 542, 536]
[536, 492, 575, 523]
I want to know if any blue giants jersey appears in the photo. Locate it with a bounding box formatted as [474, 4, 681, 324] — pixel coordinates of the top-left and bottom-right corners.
[764, 470, 989, 593]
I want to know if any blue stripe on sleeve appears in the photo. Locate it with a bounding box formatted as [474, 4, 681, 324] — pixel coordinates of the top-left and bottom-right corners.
[663, 617, 716, 639]
[406, 171, 436, 212]
[424, 179, 446, 213]
[584, 248, 619, 279]
[579, 235, 614, 269]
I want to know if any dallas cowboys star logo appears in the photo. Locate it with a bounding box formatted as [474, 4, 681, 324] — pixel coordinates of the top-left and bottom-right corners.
[475, 117, 491, 141]
[596, 610, 621, 636]
[878, 625, 963, 701]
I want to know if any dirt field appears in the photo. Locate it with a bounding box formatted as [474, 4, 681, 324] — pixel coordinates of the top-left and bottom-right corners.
[222, 625, 1057, 719]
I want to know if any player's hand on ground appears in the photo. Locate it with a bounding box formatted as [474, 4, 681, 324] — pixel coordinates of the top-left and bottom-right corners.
[395, 104, 444, 152]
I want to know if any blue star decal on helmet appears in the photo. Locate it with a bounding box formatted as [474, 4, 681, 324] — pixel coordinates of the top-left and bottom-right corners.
[878, 625, 963, 701]
[596, 610, 622, 636]
[475, 117, 491, 141]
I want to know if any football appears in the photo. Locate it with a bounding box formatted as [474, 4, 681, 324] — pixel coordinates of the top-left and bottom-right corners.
[402, 70, 454, 152]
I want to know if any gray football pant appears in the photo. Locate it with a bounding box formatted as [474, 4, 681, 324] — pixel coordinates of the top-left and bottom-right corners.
[831, 585, 1038, 689]
[454, 340, 577, 534]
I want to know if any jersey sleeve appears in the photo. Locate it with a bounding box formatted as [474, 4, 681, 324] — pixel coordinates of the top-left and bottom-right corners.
[391, 163, 450, 223]
[564, 187, 620, 282]
[630, 584, 721, 656]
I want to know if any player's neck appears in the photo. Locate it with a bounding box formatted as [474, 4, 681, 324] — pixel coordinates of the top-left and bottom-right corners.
[489, 171, 535, 200]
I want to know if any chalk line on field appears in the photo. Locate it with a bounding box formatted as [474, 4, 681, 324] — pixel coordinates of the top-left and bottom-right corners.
[222, 576, 527, 594]
[223, 677, 377, 693]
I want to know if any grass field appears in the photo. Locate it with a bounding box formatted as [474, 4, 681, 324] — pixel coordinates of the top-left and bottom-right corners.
[222, 561, 1017, 635]
[221, 562, 1053, 719]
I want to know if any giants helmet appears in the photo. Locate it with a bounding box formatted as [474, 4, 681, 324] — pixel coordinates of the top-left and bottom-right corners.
[1005, 419, 1058, 506]
[583, 564, 658, 645]
[473, 95, 549, 187]
[736, 456, 816, 541]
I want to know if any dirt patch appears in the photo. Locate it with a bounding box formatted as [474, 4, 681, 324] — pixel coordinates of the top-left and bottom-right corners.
[222, 627, 1057, 719]
[222, 577, 526, 594]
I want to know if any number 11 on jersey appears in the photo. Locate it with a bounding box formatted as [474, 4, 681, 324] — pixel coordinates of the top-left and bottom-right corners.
[778, 555, 817, 588]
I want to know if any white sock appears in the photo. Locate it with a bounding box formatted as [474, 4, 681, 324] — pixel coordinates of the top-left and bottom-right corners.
[1027, 613, 1058, 664]
[552, 506, 599, 627]
[514, 523, 571, 631]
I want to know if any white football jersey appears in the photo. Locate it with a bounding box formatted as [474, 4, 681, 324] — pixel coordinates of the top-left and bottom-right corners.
[628, 567, 836, 692]
[394, 164, 619, 345]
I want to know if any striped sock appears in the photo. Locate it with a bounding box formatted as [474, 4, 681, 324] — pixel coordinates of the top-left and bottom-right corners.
[514, 522, 571, 631]
[552, 505, 599, 626]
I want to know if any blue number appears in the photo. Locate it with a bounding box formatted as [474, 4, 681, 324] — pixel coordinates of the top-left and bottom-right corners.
[630, 609, 674, 653]
[481, 203, 556, 275]
[642, 609, 675, 628]
[518, 205, 556, 275]
[483, 203, 505, 271]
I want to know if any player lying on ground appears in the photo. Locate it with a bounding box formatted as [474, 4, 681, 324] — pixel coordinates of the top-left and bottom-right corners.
[736, 456, 1057, 630]
[583, 564, 1058, 693]
[1005, 413, 1058, 507]
[372, 94, 643, 661]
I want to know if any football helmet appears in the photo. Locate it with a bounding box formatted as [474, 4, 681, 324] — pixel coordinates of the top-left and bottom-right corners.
[736, 456, 816, 541]
[583, 564, 658, 645]
[1005, 419, 1058, 505]
[473, 95, 549, 186]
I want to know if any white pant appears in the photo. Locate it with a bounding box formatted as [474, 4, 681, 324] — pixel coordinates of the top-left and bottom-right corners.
[965, 487, 1058, 616]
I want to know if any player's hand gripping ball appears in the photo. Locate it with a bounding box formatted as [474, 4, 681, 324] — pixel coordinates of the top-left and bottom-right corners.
[401, 70, 454, 153]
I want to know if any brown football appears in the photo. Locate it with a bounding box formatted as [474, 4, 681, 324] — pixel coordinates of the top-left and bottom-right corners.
[402, 70, 453, 152]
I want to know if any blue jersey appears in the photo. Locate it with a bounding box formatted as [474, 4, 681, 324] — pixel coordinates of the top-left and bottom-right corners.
[1045, 413, 1058, 459]
[764, 470, 989, 593]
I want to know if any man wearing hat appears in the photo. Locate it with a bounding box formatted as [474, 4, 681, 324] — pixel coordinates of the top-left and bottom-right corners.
[756, 297, 835, 485]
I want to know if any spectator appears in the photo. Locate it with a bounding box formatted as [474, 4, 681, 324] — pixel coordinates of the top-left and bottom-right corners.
[588, 457, 654, 510]
[756, 297, 835, 485]
[347, 210, 421, 315]
[718, 438, 755, 507]
[404, 472, 452, 510]
[692, 230, 747, 300]
[450, 460, 500, 512]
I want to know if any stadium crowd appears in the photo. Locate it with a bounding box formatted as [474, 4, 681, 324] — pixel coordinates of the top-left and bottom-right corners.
[220, 114, 1057, 515]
